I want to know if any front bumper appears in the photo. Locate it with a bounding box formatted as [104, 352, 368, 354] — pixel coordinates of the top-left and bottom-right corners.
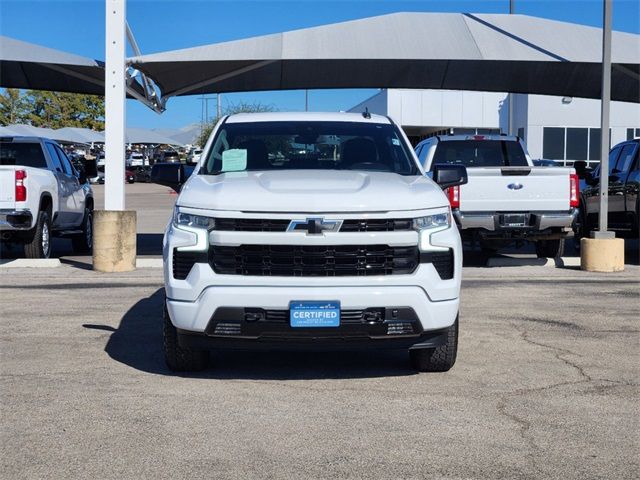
[0, 209, 33, 231]
[167, 286, 460, 336]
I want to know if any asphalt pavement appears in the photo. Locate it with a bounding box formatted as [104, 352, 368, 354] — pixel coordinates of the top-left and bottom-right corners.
[1, 182, 638, 478]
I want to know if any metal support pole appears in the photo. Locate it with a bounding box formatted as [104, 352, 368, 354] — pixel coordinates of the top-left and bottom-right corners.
[507, 0, 515, 135]
[594, 0, 614, 239]
[104, 0, 126, 211]
[217, 93, 222, 118]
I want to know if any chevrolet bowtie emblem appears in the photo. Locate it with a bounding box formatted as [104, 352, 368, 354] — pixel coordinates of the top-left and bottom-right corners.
[287, 217, 343, 235]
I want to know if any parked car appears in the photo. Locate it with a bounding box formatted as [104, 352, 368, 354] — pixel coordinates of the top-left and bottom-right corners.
[0, 136, 94, 258]
[415, 134, 578, 258]
[126, 151, 145, 167]
[131, 165, 152, 183]
[576, 139, 639, 240]
[187, 148, 203, 164]
[160, 150, 181, 163]
[92, 166, 135, 184]
[151, 112, 467, 373]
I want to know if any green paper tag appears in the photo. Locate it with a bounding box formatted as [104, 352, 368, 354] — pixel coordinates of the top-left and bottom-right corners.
[221, 149, 247, 172]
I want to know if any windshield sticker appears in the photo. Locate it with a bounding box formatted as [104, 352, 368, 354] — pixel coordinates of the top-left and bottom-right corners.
[221, 149, 247, 172]
[392, 138, 400, 146]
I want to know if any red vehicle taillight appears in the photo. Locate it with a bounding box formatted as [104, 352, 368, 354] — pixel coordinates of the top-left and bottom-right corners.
[15, 170, 27, 202]
[569, 173, 579, 208]
[446, 185, 460, 209]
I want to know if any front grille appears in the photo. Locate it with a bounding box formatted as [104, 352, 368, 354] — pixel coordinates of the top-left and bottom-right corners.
[211, 218, 414, 232]
[340, 219, 413, 232]
[421, 249, 454, 280]
[172, 249, 207, 280]
[210, 244, 419, 276]
[215, 218, 291, 232]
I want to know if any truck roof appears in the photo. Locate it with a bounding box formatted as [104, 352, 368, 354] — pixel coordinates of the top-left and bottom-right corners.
[225, 111, 392, 124]
[435, 134, 519, 142]
[0, 135, 51, 143]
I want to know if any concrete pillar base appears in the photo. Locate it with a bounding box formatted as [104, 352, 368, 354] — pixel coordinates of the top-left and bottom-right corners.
[580, 237, 624, 273]
[93, 210, 137, 272]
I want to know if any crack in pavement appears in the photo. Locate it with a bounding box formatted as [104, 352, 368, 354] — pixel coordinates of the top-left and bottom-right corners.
[493, 325, 601, 475]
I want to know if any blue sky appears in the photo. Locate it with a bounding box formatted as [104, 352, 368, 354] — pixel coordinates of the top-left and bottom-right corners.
[1, 0, 639, 130]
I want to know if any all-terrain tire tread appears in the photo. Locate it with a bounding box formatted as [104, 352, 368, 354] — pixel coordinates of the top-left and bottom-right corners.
[410, 317, 458, 372]
[163, 304, 208, 372]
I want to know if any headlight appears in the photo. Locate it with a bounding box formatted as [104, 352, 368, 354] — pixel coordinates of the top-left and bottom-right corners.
[173, 207, 215, 230]
[412, 212, 450, 231]
[414, 209, 451, 252]
[173, 207, 213, 252]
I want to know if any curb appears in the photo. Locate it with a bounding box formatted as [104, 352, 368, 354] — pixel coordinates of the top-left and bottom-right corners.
[0, 259, 62, 268]
[486, 257, 582, 268]
[135, 258, 164, 268]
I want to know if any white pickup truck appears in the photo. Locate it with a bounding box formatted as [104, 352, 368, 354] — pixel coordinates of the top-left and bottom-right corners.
[151, 112, 468, 373]
[415, 135, 579, 258]
[0, 136, 94, 258]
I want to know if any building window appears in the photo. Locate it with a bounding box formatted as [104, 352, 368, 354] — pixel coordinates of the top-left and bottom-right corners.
[566, 128, 588, 160]
[628, 128, 640, 140]
[542, 127, 565, 160]
[589, 129, 601, 161]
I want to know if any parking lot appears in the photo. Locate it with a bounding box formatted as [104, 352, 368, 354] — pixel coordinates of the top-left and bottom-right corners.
[0, 183, 637, 479]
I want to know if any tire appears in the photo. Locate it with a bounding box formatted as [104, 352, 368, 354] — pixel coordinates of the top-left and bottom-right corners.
[163, 303, 208, 372]
[535, 238, 565, 258]
[24, 210, 52, 259]
[71, 208, 93, 254]
[409, 316, 458, 372]
[572, 207, 589, 251]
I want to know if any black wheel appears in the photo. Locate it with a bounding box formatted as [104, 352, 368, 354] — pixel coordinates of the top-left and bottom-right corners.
[572, 207, 589, 251]
[24, 210, 52, 259]
[71, 208, 93, 254]
[163, 303, 208, 372]
[410, 316, 458, 372]
[535, 238, 565, 258]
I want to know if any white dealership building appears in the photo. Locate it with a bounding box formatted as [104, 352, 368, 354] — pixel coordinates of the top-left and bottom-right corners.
[349, 89, 640, 168]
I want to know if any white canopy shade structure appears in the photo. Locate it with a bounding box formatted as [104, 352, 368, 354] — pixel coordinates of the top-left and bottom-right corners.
[129, 12, 640, 104]
[121, 127, 182, 145]
[53, 127, 105, 144]
[1, 124, 57, 138]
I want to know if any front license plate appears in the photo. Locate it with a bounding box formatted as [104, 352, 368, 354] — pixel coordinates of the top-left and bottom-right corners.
[290, 301, 340, 328]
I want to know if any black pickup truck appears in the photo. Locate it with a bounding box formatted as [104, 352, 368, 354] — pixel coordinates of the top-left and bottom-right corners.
[576, 139, 639, 240]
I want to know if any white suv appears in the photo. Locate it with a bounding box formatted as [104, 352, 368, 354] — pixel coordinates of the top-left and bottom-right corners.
[152, 112, 467, 372]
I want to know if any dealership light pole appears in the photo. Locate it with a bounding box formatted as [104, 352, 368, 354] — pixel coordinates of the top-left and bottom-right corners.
[507, 0, 514, 135]
[580, 0, 624, 272]
[595, 0, 613, 239]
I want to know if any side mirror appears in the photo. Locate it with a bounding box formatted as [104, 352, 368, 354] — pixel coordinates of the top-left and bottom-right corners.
[83, 159, 98, 179]
[432, 164, 468, 190]
[151, 163, 184, 192]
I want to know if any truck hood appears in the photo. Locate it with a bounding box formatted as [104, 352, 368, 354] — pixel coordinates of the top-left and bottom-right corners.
[177, 170, 447, 213]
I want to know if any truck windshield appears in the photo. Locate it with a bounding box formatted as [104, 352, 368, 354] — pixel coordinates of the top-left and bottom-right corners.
[432, 140, 529, 168]
[0, 143, 47, 168]
[202, 121, 419, 176]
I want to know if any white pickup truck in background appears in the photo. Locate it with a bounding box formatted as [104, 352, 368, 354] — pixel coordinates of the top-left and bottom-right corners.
[0, 136, 94, 258]
[415, 135, 579, 258]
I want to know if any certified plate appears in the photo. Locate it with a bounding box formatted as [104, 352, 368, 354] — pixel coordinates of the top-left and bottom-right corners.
[290, 301, 340, 328]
